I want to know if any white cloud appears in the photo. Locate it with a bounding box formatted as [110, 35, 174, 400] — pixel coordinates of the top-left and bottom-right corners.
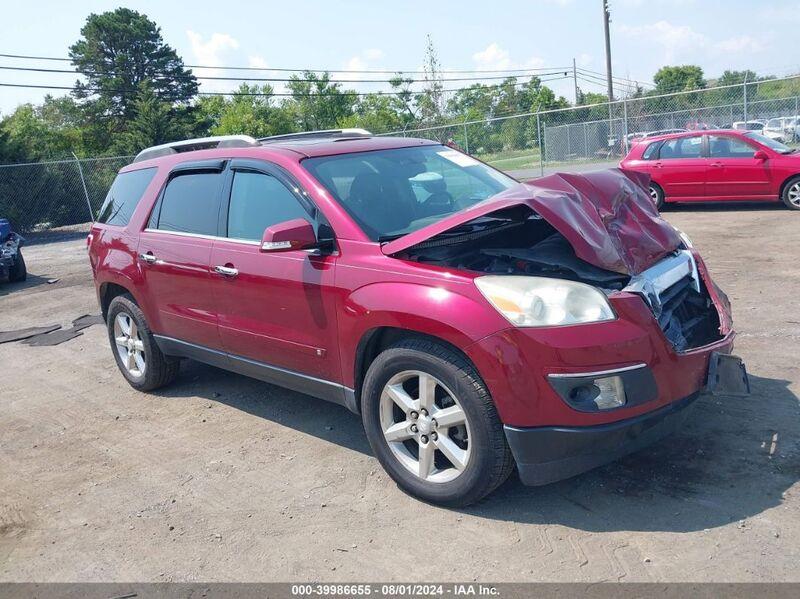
[186, 31, 241, 92]
[363, 48, 385, 61]
[616, 21, 706, 63]
[248, 55, 268, 69]
[337, 49, 386, 84]
[714, 35, 764, 54]
[472, 42, 545, 72]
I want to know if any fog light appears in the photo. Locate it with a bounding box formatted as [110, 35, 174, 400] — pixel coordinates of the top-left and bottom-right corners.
[593, 375, 627, 410]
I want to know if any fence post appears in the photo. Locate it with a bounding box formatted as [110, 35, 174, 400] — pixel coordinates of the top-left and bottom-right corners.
[72, 152, 94, 223]
[622, 97, 629, 155]
[583, 122, 588, 159]
[743, 73, 748, 123]
[463, 120, 469, 154]
[537, 113, 544, 177]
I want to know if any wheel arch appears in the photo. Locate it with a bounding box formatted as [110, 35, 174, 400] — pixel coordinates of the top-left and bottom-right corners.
[778, 173, 800, 199]
[98, 279, 142, 319]
[352, 327, 484, 413]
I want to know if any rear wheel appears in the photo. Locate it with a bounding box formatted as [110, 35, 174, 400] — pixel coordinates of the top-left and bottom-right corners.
[782, 177, 800, 210]
[649, 183, 665, 210]
[107, 294, 179, 391]
[361, 338, 513, 507]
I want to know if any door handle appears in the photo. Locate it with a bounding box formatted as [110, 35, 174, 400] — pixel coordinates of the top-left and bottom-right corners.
[653, 162, 663, 169]
[213, 265, 239, 277]
[139, 252, 157, 264]
[710, 162, 723, 167]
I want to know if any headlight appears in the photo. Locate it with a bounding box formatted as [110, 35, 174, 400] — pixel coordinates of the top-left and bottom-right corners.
[475, 276, 616, 327]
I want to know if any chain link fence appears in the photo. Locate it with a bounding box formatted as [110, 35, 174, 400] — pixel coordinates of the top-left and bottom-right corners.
[3, 75, 800, 234]
[384, 74, 800, 176]
[0, 155, 132, 235]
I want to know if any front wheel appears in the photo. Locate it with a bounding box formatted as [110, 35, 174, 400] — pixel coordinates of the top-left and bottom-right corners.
[649, 183, 665, 210]
[361, 338, 513, 507]
[782, 177, 800, 210]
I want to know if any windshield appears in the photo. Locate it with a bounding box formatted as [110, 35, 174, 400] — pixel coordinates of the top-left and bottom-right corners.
[302, 144, 517, 241]
[744, 131, 794, 153]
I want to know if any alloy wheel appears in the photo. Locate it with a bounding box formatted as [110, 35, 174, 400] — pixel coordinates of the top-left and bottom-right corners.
[788, 182, 800, 207]
[114, 312, 146, 377]
[379, 370, 471, 483]
[649, 186, 660, 205]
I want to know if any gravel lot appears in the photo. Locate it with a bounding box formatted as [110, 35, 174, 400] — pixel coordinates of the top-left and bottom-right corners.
[1, 200, 798, 582]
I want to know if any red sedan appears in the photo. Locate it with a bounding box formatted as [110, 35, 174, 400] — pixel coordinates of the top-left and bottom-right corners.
[620, 129, 800, 210]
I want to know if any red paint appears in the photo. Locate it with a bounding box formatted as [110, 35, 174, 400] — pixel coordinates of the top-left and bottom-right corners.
[90, 136, 736, 433]
[621, 129, 800, 203]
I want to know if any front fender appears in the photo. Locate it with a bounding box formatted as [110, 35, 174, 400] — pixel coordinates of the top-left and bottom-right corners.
[338, 281, 508, 388]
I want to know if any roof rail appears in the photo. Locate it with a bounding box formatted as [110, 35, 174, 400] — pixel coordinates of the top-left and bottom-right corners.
[258, 128, 372, 144]
[132, 135, 259, 163]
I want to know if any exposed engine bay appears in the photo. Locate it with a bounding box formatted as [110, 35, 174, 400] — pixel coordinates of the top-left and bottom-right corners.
[395, 206, 631, 291]
[395, 205, 723, 351]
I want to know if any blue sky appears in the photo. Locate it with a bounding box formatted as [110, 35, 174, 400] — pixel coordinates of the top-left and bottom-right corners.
[2, 0, 800, 115]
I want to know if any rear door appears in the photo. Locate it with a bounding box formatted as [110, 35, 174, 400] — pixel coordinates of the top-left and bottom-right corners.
[652, 134, 706, 199]
[705, 134, 772, 199]
[209, 159, 341, 382]
[138, 160, 225, 348]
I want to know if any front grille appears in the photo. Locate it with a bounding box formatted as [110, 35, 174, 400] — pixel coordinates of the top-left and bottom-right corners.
[656, 275, 722, 351]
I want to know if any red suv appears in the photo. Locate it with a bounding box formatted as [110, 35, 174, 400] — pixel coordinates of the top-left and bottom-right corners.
[621, 128, 800, 209]
[88, 130, 746, 506]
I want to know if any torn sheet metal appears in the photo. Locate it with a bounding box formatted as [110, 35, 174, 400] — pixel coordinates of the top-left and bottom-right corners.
[383, 168, 681, 276]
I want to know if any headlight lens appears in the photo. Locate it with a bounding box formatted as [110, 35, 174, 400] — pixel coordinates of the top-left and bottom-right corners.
[475, 276, 616, 327]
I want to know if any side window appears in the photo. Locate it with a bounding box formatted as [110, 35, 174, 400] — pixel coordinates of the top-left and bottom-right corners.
[155, 172, 222, 235]
[96, 167, 157, 226]
[642, 141, 662, 160]
[227, 171, 310, 241]
[659, 136, 702, 159]
[708, 135, 755, 158]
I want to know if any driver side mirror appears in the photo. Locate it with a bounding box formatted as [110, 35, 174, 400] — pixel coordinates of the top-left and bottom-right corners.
[260, 218, 317, 252]
[754, 150, 769, 161]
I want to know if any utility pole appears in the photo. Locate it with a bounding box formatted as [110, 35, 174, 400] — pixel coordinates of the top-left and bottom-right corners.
[602, 0, 614, 101]
[573, 57, 579, 104]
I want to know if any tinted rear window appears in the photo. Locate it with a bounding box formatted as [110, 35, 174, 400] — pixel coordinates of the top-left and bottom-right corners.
[642, 141, 662, 160]
[96, 167, 157, 226]
[154, 172, 222, 236]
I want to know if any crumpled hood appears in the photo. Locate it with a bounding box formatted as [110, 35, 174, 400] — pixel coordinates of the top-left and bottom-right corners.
[382, 168, 682, 276]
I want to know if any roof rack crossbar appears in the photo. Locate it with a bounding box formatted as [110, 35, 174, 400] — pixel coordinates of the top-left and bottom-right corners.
[257, 128, 372, 144]
[132, 135, 259, 163]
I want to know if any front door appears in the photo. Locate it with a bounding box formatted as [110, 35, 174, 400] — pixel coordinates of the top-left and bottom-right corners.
[705, 134, 772, 199]
[209, 160, 340, 382]
[138, 163, 226, 348]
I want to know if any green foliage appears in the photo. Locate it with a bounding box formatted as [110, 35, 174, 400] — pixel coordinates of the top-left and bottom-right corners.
[653, 65, 706, 94]
[112, 82, 187, 154]
[284, 72, 357, 130]
[69, 8, 198, 119]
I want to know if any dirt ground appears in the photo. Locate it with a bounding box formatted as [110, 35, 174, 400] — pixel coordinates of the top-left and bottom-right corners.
[1, 201, 799, 583]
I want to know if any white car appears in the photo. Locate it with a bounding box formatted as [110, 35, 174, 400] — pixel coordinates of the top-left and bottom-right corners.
[764, 117, 800, 143]
[732, 120, 766, 133]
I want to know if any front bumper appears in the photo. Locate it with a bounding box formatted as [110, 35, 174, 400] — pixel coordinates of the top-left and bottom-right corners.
[504, 392, 699, 486]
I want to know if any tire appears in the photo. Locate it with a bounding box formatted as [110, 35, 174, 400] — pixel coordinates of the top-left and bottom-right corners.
[649, 183, 665, 210]
[361, 338, 514, 507]
[781, 176, 800, 210]
[106, 294, 179, 391]
[9, 250, 26, 282]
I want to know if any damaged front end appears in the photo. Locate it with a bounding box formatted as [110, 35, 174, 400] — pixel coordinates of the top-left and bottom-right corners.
[0, 218, 26, 283]
[388, 169, 728, 352]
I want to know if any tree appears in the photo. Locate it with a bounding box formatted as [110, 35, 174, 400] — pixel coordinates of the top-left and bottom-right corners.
[284, 72, 357, 130]
[204, 84, 294, 138]
[69, 8, 198, 119]
[416, 35, 446, 128]
[652, 65, 706, 94]
[113, 82, 184, 154]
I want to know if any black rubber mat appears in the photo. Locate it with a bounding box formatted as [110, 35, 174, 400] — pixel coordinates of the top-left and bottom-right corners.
[71, 314, 104, 331]
[21, 328, 84, 346]
[0, 325, 61, 344]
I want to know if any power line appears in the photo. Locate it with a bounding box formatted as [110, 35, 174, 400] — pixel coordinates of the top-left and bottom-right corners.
[0, 63, 570, 84]
[0, 51, 572, 76]
[0, 73, 571, 98]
